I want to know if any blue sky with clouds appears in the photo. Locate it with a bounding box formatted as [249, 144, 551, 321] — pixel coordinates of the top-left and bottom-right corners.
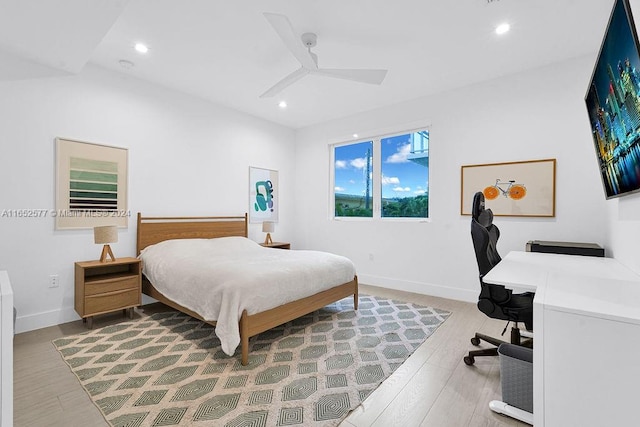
[335, 132, 429, 199]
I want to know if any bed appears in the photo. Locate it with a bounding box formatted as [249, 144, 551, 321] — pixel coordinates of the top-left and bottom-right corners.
[136, 213, 358, 365]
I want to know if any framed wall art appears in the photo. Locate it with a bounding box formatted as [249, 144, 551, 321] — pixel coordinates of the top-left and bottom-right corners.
[55, 138, 129, 229]
[461, 158, 556, 217]
[249, 166, 278, 223]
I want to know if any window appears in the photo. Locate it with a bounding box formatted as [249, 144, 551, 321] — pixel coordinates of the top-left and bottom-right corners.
[334, 141, 374, 217]
[333, 129, 429, 219]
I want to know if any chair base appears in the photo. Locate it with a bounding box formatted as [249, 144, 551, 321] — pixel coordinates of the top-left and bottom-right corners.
[489, 400, 533, 425]
[463, 326, 528, 366]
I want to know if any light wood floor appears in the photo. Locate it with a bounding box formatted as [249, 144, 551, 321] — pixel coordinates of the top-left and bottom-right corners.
[13, 284, 528, 427]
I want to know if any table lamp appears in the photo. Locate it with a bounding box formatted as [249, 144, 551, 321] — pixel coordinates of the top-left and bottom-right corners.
[94, 225, 118, 262]
[262, 221, 274, 245]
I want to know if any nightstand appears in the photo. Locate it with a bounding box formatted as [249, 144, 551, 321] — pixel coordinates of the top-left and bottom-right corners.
[260, 242, 291, 249]
[74, 257, 141, 328]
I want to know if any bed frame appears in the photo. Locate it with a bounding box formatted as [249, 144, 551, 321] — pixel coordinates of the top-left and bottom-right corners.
[136, 213, 358, 365]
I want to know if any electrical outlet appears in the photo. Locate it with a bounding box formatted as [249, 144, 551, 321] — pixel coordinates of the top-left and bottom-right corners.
[368, 253, 374, 261]
[49, 274, 59, 288]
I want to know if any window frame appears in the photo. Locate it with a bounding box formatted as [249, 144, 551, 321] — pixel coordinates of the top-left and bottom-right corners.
[330, 126, 430, 222]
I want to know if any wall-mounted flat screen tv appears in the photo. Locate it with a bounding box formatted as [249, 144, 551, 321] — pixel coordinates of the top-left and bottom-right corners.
[585, 0, 640, 199]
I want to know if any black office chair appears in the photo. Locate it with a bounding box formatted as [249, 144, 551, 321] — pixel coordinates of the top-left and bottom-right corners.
[464, 192, 534, 366]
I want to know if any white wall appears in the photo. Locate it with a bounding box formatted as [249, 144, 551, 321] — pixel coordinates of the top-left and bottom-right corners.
[4, 50, 639, 334]
[293, 55, 611, 301]
[608, 195, 640, 272]
[0, 65, 296, 333]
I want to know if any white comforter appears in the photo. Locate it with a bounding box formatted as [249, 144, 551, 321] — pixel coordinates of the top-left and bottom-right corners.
[139, 237, 356, 356]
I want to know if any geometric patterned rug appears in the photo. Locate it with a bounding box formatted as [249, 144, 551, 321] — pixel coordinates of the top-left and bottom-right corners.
[53, 295, 450, 427]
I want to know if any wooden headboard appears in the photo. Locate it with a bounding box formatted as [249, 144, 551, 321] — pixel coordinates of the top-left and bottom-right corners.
[136, 213, 248, 255]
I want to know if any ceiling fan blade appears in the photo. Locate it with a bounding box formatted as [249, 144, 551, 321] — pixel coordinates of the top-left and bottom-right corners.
[313, 68, 388, 85]
[259, 67, 310, 98]
[263, 13, 318, 70]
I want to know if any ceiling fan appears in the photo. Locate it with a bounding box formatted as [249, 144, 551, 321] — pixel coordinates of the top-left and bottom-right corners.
[260, 13, 388, 98]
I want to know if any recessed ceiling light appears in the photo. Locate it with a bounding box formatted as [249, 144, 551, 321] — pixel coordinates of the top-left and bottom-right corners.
[352, 133, 359, 138]
[495, 23, 510, 35]
[134, 43, 149, 54]
[278, 101, 287, 108]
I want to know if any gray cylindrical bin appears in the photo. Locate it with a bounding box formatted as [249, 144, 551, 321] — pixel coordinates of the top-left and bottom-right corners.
[498, 343, 533, 413]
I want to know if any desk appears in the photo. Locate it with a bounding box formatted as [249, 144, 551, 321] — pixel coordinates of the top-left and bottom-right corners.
[484, 251, 640, 427]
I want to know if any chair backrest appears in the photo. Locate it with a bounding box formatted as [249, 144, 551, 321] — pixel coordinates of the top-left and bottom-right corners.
[471, 192, 502, 277]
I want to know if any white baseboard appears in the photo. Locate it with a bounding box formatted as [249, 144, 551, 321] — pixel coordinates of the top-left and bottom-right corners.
[15, 297, 160, 333]
[14, 307, 79, 334]
[357, 274, 478, 303]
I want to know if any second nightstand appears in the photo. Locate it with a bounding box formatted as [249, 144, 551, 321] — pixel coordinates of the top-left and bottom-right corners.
[260, 242, 291, 250]
[74, 257, 141, 328]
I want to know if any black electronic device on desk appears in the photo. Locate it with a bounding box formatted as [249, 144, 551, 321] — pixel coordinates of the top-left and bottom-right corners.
[526, 240, 605, 257]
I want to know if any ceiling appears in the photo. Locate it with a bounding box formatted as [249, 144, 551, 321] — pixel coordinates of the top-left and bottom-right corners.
[0, 0, 615, 129]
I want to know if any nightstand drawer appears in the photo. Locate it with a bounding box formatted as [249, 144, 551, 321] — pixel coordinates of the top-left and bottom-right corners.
[85, 276, 139, 296]
[85, 288, 140, 314]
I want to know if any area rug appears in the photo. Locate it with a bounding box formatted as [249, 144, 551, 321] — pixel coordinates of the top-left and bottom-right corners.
[53, 295, 450, 427]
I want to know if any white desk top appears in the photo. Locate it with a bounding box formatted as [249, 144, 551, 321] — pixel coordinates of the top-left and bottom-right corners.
[483, 251, 640, 325]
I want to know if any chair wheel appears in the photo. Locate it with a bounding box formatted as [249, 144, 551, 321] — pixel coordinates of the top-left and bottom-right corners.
[470, 337, 481, 346]
[463, 355, 475, 366]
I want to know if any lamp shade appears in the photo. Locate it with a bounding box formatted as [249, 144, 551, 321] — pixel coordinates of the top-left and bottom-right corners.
[94, 225, 118, 244]
[262, 221, 275, 233]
